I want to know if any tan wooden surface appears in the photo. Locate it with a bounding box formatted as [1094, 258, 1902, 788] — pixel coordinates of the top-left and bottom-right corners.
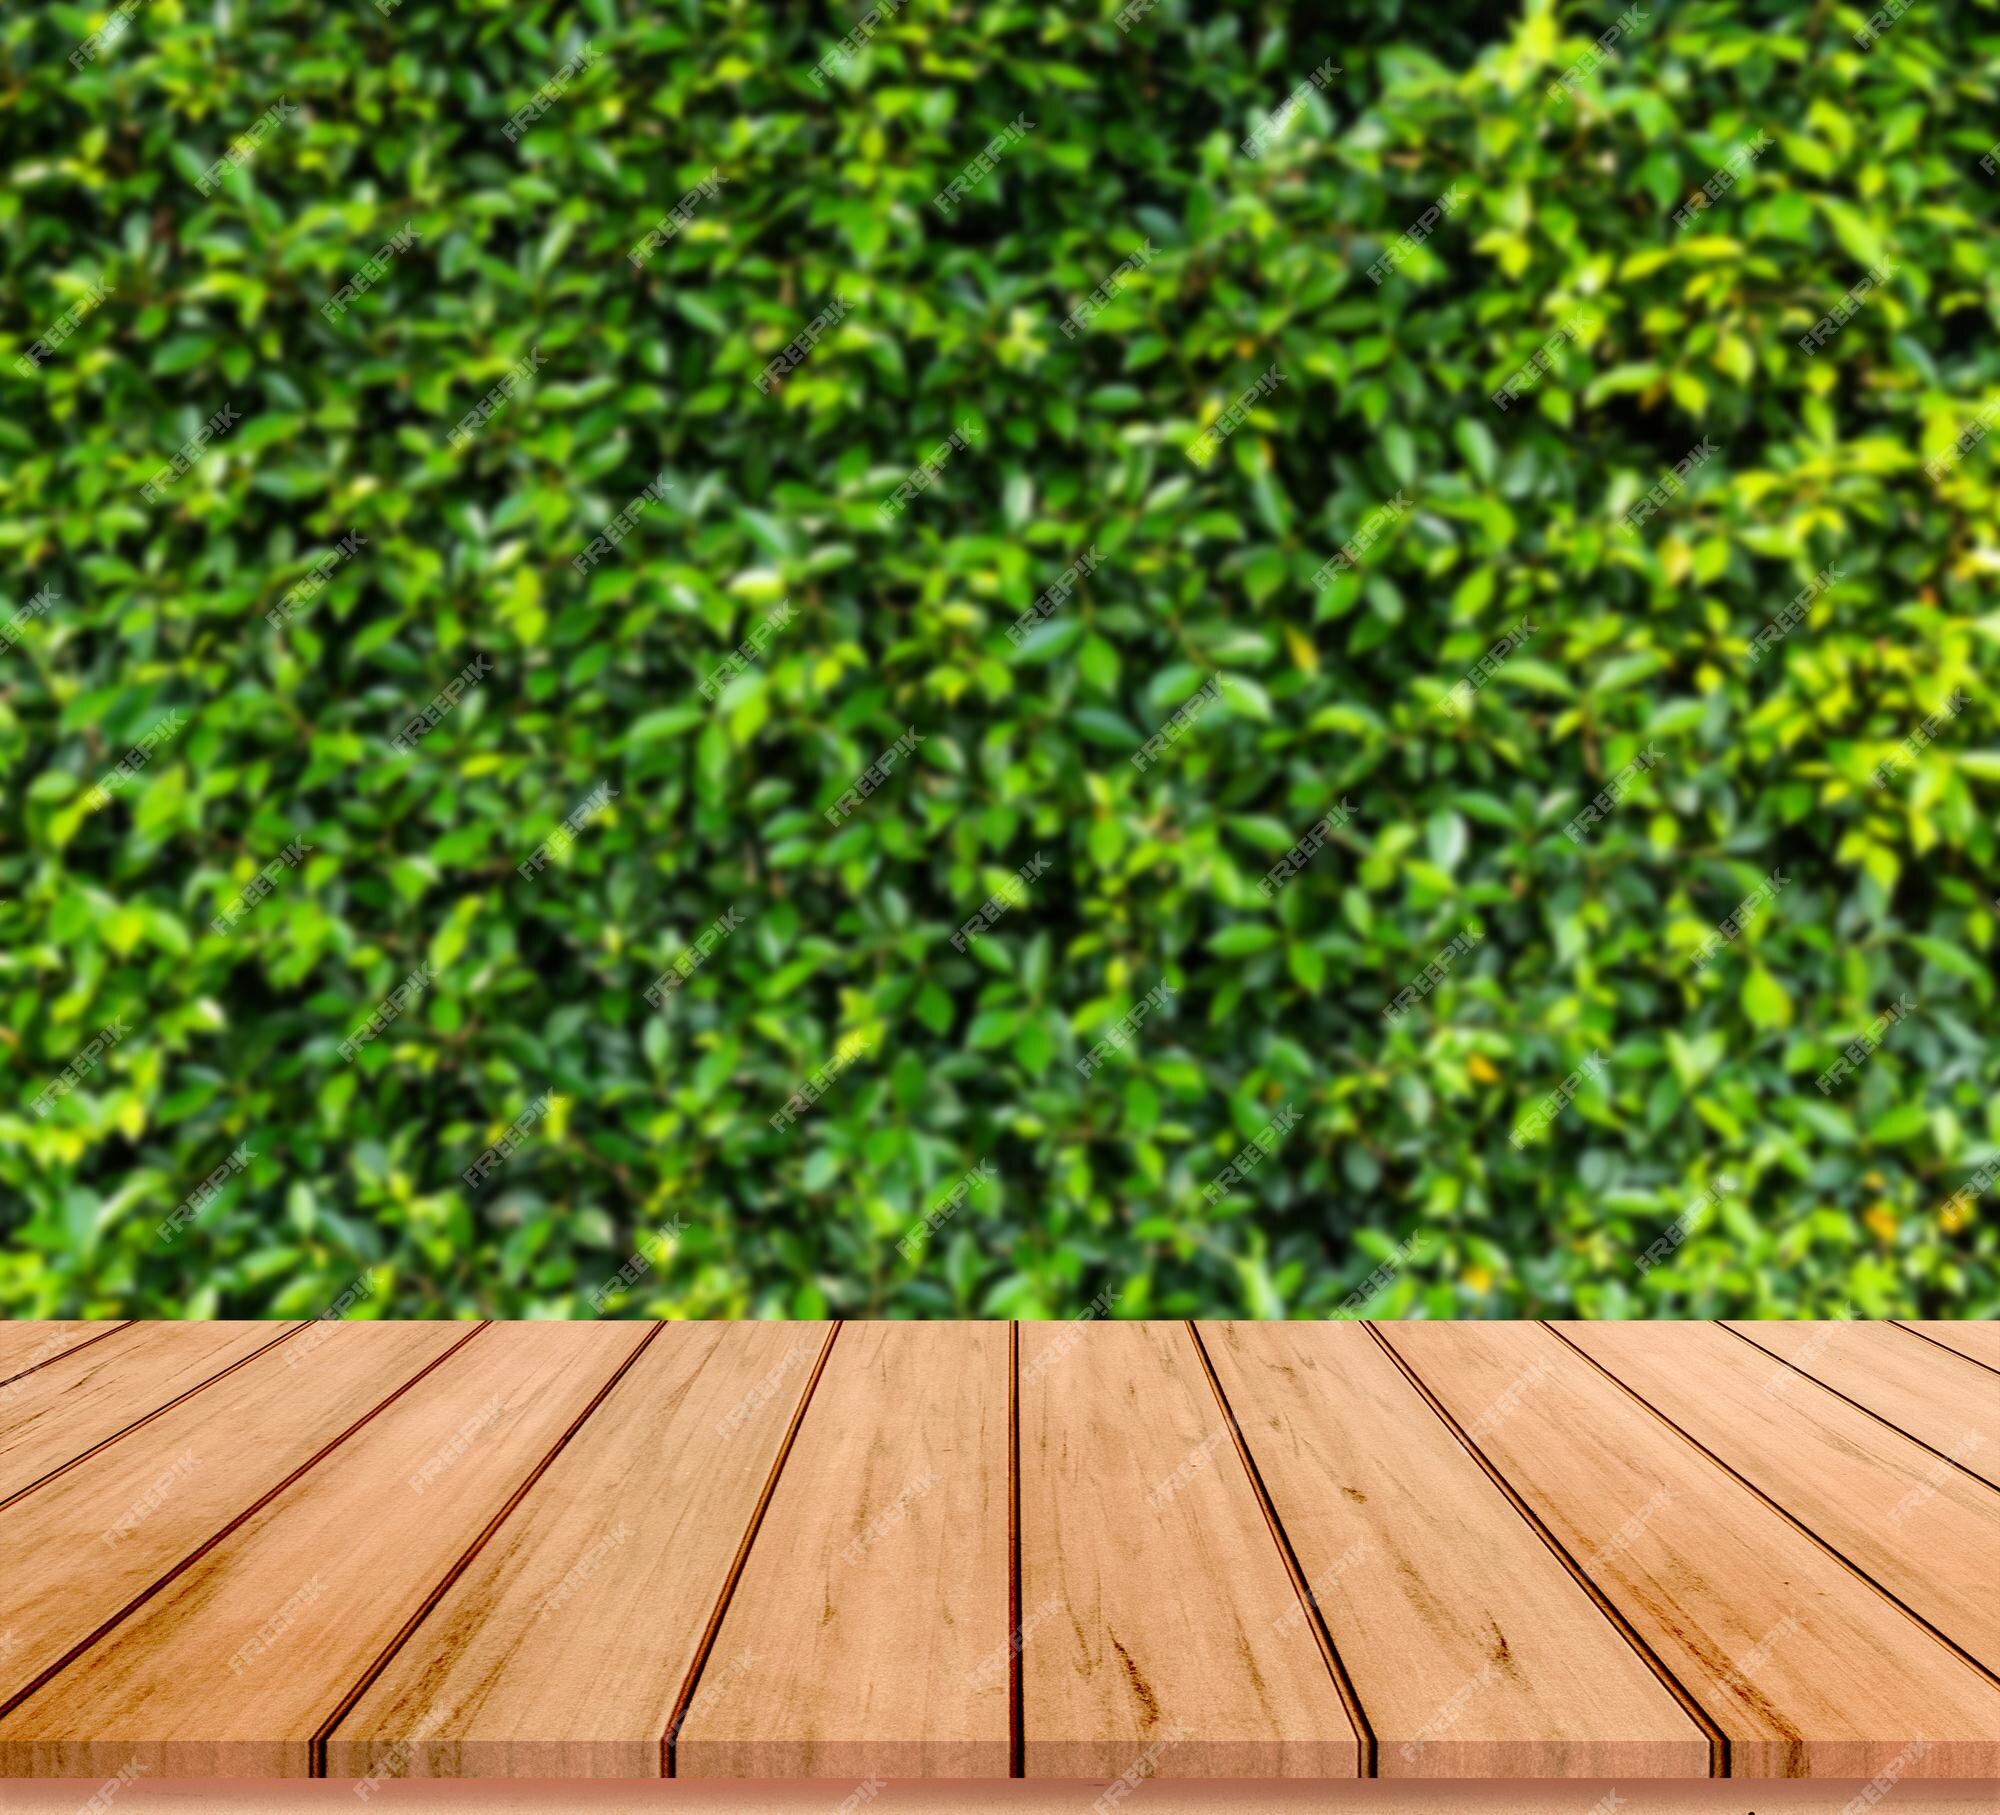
[1902, 1319, 2000, 1373]
[1017, 1318, 1362, 1779]
[1381, 1320, 2000, 1780]
[1554, 1320, 2000, 1674]
[0, 1323, 645, 1779]
[0, 1321, 472, 1721]
[1724, 1319, 2000, 1491]
[0, 1322, 301, 1507]
[326, 1321, 832, 1780]
[1, 1318, 1996, 1784]
[1202, 1321, 1710, 1779]
[0, 1320, 131, 1387]
[678, 1322, 1011, 1779]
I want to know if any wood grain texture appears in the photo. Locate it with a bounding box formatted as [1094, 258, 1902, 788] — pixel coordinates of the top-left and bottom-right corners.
[1555, 1320, 2000, 1676]
[1724, 1321, 2000, 1492]
[0, 1322, 131, 1388]
[1899, 1320, 2000, 1373]
[326, 1322, 833, 1782]
[1018, 1318, 1361, 1779]
[0, 1321, 471, 1725]
[678, 1321, 1010, 1780]
[0, 1322, 645, 1779]
[0, 1323, 302, 1506]
[1203, 1321, 1709, 1779]
[0, 1319, 1993, 1787]
[1381, 1321, 2000, 1779]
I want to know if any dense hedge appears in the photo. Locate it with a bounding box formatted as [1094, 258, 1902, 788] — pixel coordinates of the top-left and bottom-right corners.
[4, 2, 1998, 1321]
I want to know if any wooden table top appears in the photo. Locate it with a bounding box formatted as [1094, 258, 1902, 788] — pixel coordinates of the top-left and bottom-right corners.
[0, 1318, 1994, 1784]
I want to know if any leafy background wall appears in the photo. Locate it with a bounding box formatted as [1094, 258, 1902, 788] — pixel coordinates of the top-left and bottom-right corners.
[4, 0, 1997, 1321]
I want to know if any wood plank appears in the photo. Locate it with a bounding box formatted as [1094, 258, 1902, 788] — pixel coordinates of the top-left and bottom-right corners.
[0, 1318, 1994, 1787]
[0, 1323, 131, 1389]
[326, 1322, 834, 1781]
[0, 1322, 647, 1780]
[1556, 1321, 2000, 1677]
[0, 1323, 302, 1506]
[1900, 1320, 2000, 1374]
[0, 1321, 471, 1724]
[1203, 1321, 1709, 1778]
[677, 1322, 1009, 1779]
[1018, 1318, 1361, 1779]
[1724, 1321, 2000, 1491]
[1380, 1320, 2000, 1779]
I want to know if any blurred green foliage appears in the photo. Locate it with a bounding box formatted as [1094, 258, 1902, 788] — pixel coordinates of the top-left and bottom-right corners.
[3, 0, 1998, 1323]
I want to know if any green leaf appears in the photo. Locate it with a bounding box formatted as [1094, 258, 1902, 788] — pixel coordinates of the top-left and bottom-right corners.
[967, 1009, 1021, 1050]
[1216, 672, 1274, 722]
[1742, 966, 1792, 1031]
[1868, 1103, 1929, 1147]
[1425, 809, 1467, 874]
[152, 336, 218, 376]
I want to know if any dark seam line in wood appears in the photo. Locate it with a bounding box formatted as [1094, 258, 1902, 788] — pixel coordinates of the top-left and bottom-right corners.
[0, 1323, 311, 1515]
[662, 1320, 842, 1779]
[1184, 1320, 1376, 1778]
[310, 1320, 666, 1778]
[1891, 1320, 2000, 1380]
[0, 1321, 492, 1730]
[1715, 1321, 2000, 1500]
[1363, 1321, 1728, 1779]
[1545, 1322, 2000, 1697]
[0, 1321, 135, 1391]
[1008, 1318, 1023, 1780]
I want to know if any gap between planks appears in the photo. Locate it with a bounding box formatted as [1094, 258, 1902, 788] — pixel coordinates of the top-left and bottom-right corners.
[1895, 1320, 2000, 1378]
[1361, 1322, 1730, 1778]
[1714, 1322, 2000, 1498]
[308, 1322, 668, 1775]
[1542, 1322, 2000, 1698]
[661, 1321, 843, 1778]
[1183, 1321, 1377, 1776]
[0, 1322, 136, 1391]
[0, 1323, 309, 1515]
[11, 1320, 1989, 1782]
[0, 1323, 490, 1728]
